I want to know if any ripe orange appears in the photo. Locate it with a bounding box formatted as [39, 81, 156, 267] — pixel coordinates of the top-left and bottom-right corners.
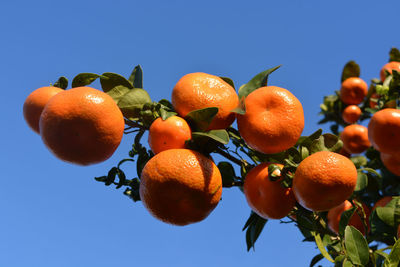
[139, 149, 222, 226]
[148, 116, 191, 154]
[292, 151, 358, 212]
[237, 86, 304, 154]
[380, 61, 400, 82]
[39, 87, 125, 165]
[340, 77, 368, 105]
[340, 124, 371, 154]
[342, 105, 361, 124]
[171, 72, 239, 130]
[327, 200, 370, 235]
[243, 163, 296, 219]
[23, 86, 64, 134]
[373, 196, 393, 210]
[380, 153, 400, 176]
[368, 108, 400, 154]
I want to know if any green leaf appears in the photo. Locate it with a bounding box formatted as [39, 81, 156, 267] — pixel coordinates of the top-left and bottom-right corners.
[158, 99, 174, 110]
[310, 253, 324, 267]
[242, 211, 267, 251]
[117, 88, 152, 120]
[344, 226, 370, 266]
[220, 76, 235, 89]
[129, 65, 143, 89]
[375, 250, 389, 262]
[351, 156, 368, 168]
[341, 61, 360, 83]
[354, 172, 368, 192]
[106, 85, 131, 102]
[217, 161, 236, 187]
[376, 207, 396, 227]
[185, 107, 218, 132]
[309, 134, 343, 154]
[136, 149, 151, 178]
[238, 65, 281, 99]
[389, 47, 400, 62]
[384, 238, 400, 267]
[159, 109, 177, 121]
[339, 207, 356, 237]
[230, 96, 246, 115]
[312, 232, 334, 263]
[71, 73, 100, 88]
[297, 129, 323, 147]
[100, 72, 133, 92]
[191, 130, 229, 145]
[53, 76, 68, 89]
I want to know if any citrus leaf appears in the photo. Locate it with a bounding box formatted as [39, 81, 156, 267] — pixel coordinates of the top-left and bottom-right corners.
[185, 107, 218, 132]
[71, 73, 100, 88]
[383, 238, 400, 267]
[117, 88, 152, 120]
[312, 232, 334, 263]
[339, 207, 356, 237]
[158, 99, 174, 110]
[217, 161, 236, 187]
[100, 72, 133, 92]
[238, 65, 281, 99]
[354, 172, 368, 192]
[129, 65, 143, 89]
[53, 76, 68, 89]
[159, 109, 177, 121]
[242, 211, 267, 251]
[351, 156, 368, 168]
[220, 76, 235, 89]
[344, 226, 370, 266]
[106, 85, 131, 102]
[376, 207, 396, 227]
[191, 130, 229, 145]
[297, 129, 323, 147]
[389, 47, 400, 62]
[342, 258, 354, 267]
[309, 253, 324, 267]
[375, 250, 389, 262]
[341, 61, 360, 83]
[231, 96, 246, 115]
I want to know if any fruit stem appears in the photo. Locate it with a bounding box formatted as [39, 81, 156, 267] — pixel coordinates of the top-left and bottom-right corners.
[124, 119, 148, 130]
[214, 147, 251, 168]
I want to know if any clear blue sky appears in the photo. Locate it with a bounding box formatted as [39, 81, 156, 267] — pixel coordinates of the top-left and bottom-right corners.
[1, 1, 399, 266]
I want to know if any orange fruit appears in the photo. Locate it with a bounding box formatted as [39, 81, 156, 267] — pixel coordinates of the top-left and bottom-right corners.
[292, 151, 358, 212]
[237, 86, 304, 154]
[340, 77, 368, 105]
[340, 124, 371, 154]
[171, 72, 239, 130]
[327, 200, 370, 235]
[342, 105, 362, 124]
[243, 163, 296, 219]
[39, 87, 125, 165]
[368, 108, 400, 154]
[139, 149, 222, 226]
[148, 116, 191, 154]
[373, 196, 393, 210]
[23, 86, 64, 134]
[380, 61, 400, 82]
[380, 153, 400, 176]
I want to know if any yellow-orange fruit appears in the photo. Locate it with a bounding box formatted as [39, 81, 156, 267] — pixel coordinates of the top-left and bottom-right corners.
[23, 86, 64, 134]
[368, 108, 400, 154]
[40, 87, 125, 165]
[243, 163, 296, 219]
[342, 105, 362, 124]
[292, 151, 358, 212]
[139, 149, 222, 226]
[340, 124, 371, 154]
[340, 77, 368, 105]
[380, 61, 400, 82]
[380, 153, 400, 176]
[237, 86, 304, 154]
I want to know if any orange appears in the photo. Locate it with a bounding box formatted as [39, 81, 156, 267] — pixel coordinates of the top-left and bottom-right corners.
[368, 108, 400, 154]
[148, 116, 191, 154]
[237, 86, 304, 154]
[39, 87, 125, 165]
[292, 151, 358, 212]
[340, 77, 368, 105]
[23, 86, 64, 134]
[380, 61, 400, 82]
[373, 196, 393, 210]
[342, 105, 361, 124]
[340, 124, 371, 154]
[243, 163, 296, 219]
[171, 72, 239, 130]
[327, 200, 370, 235]
[139, 149, 222, 226]
[380, 153, 400, 176]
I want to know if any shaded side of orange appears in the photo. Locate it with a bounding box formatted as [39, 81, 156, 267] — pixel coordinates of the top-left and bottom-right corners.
[340, 77, 368, 105]
[342, 105, 361, 124]
[39, 87, 125, 165]
[340, 124, 371, 154]
[380, 153, 400, 176]
[368, 108, 400, 154]
[237, 86, 304, 154]
[292, 151, 358, 212]
[23, 86, 63, 134]
[380, 61, 400, 82]
[243, 163, 296, 219]
[148, 116, 191, 154]
[171, 72, 239, 130]
[139, 149, 222, 226]
[327, 200, 370, 235]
